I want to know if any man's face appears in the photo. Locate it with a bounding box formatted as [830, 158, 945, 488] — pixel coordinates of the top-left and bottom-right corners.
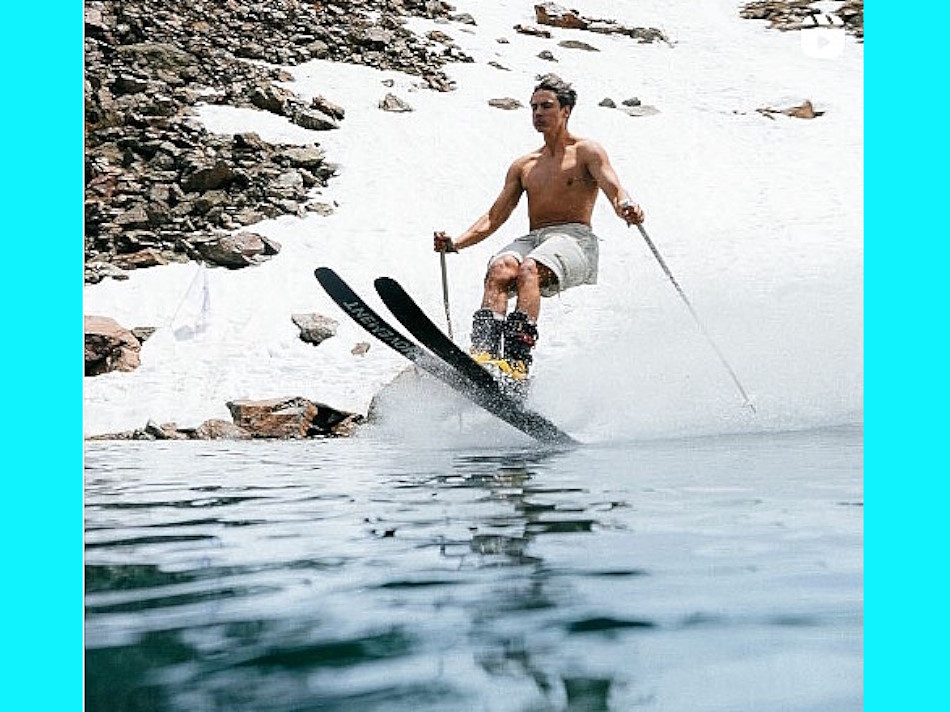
[530, 90, 568, 132]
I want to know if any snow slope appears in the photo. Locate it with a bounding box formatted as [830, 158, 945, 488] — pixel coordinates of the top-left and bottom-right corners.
[83, 0, 863, 442]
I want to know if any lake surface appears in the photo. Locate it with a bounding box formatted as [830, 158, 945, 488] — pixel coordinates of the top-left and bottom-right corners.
[84, 426, 862, 711]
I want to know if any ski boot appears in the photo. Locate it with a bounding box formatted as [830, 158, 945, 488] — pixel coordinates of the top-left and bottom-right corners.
[493, 310, 537, 400]
[469, 308, 504, 363]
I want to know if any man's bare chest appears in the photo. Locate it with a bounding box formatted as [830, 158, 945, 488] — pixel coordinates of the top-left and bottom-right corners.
[521, 152, 594, 194]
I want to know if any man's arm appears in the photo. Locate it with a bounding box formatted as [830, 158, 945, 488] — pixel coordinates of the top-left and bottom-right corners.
[581, 140, 644, 225]
[434, 159, 525, 252]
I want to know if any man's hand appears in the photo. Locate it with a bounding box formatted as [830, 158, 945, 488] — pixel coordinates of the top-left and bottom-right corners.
[618, 199, 645, 225]
[434, 231, 458, 253]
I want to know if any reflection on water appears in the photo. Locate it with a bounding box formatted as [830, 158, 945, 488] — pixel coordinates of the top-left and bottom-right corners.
[85, 431, 862, 711]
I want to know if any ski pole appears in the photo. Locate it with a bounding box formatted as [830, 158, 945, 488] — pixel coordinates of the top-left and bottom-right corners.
[630, 220, 756, 413]
[439, 250, 464, 432]
[439, 251, 454, 341]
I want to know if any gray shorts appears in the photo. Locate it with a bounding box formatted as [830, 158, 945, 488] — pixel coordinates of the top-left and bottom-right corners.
[491, 223, 599, 297]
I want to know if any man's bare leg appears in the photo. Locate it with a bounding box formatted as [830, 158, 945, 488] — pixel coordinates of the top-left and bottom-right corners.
[473, 257, 551, 369]
[470, 256, 518, 358]
[481, 256, 520, 314]
[512, 258, 554, 321]
[496, 258, 551, 372]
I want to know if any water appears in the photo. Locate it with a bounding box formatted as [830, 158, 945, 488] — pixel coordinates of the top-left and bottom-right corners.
[85, 425, 862, 711]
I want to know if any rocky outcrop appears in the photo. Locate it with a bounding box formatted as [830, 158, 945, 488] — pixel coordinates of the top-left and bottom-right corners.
[84, 316, 144, 376]
[534, 3, 671, 45]
[85, 0, 476, 281]
[88, 398, 363, 440]
[740, 0, 863, 40]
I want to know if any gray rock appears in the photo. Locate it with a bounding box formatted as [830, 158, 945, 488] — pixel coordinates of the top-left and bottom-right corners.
[192, 231, 276, 268]
[292, 313, 339, 345]
[489, 97, 523, 110]
[379, 93, 413, 112]
[250, 83, 298, 115]
[513, 24, 552, 38]
[84, 0, 474, 277]
[310, 95, 345, 120]
[558, 39, 600, 52]
[131, 326, 157, 343]
[193, 419, 252, 440]
[181, 160, 235, 193]
[85, 261, 130, 284]
[622, 104, 660, 117]
[293, 109, 339, 131]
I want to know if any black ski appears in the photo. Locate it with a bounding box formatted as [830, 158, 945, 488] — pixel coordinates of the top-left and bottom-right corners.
[314, 268, 576, 446]
[372, 276, 576, 446]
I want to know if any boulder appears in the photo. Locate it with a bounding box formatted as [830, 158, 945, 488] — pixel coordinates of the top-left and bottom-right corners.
[558, 39, 600, 52]
[226, 397, 362, 438]
[489, 97, 524, 110]
[193, 419, 252, 440]
[379, 93, 413, 112]
[84, 316, 142, 376]
[144, 420, 190, 440]
[181, 160, 235, 193]
[293, 109, 339, 131]
[292, 313, 339, 345]
[513, 24, 552, 38]
[227, 397, 319, 438]
[192, 231, 278, 268]
[249, 83, 298, 115]
[755, 99, 824, 120]
[310, 95, 346, 121]
[783, 99, 822, 119]
[535, 3, 589, 30]
[274, 144, 326, 170]
[110, 248, 169, 270]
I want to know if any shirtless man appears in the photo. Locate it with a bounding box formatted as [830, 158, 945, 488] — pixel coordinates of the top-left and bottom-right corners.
[434, 74, 644, 378]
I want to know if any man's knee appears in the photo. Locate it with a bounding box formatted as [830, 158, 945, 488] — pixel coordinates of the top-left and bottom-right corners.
[519, 259, 554, 287]
[486, 255, 519, 285]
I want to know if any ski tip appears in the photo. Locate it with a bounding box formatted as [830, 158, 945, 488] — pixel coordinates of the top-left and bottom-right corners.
[314, 266, 341, 289]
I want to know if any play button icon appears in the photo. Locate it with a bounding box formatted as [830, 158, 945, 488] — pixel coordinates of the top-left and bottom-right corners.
[801, 23, 845, 59]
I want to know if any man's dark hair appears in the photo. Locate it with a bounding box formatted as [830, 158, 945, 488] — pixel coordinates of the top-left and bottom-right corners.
[533, 74, 577, 109]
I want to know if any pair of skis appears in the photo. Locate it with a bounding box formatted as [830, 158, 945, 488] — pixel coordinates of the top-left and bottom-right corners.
[314, 267, 577, 446]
